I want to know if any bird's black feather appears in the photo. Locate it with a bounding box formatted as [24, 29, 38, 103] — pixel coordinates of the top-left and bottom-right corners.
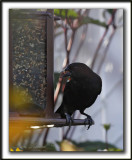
[55, 62, 102, 126]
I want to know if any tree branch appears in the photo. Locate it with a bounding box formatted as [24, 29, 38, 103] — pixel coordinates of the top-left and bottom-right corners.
[97, 26, 116, 74]
[91, 9, 117, 69]
[66, 9, 117, 139]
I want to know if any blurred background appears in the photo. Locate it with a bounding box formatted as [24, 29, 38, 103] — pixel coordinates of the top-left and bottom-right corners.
[9, 9, 123, 152]
[50, 8, 123, 151]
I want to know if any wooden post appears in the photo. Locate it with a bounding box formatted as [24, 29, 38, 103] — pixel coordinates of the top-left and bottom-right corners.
[44, 9, 54, 118]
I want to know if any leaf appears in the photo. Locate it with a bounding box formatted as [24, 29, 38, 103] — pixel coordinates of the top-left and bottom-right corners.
[103, 124, 111, 131]
[54, 9, 78, 19]
[81, 17, 107, 28]
[44, 143, 57, 151]
[67, 10, 78, 18]
[73, 140, 117, 151]
[54, 9, 107, 28]
[108, 148, 123, 151]
[22, 143, 57, 151]
[103, 9, 115, 19]
[107, 9, 114, 15]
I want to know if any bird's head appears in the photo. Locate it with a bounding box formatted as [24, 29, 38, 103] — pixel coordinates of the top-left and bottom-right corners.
[60, 62, 92, 80]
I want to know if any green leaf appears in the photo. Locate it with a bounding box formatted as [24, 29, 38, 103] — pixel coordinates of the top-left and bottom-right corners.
[81, 17, 107, 28]
[54, 9, 107, 28]
[67, 9, 78, 18]
[103, 124, 111, 131]
[108, 148, 123, 151]
[107, 9, 114, 15]
[54, 9, 78, 19]
[22, 143, 57, 151]
[72, 140, 118, 152]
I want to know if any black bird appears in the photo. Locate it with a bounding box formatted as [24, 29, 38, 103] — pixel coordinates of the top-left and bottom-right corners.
[55, 62, 102, 129]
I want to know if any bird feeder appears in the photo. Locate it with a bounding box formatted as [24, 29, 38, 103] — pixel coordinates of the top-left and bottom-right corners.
[9, 9, 94, 129]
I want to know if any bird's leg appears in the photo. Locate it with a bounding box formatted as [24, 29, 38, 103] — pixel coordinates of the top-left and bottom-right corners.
[64, 113, 73, 129]
[80, 111, 93, 130]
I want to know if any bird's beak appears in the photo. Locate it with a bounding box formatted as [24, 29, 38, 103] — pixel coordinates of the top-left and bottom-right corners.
[60, 70, 71, 78]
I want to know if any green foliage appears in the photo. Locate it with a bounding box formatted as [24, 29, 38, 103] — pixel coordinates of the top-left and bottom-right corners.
[57, 140, 122, 152]
[81, 17, 107, 28]
[103, 9, 114, 19]
[54, 9, 78, 19]
[44, 143, 57, 151]
[22, 143, 57, 151]
[73, 140, 117, 151]
[107, 9, 114, 15]
[103, 124, 111, 131]
[11, 141, 122, 152]
[54, 9, 107, 28]
[108, 148, 123, 151]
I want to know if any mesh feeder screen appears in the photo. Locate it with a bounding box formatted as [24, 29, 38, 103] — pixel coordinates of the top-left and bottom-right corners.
[9, 9, 49, 115]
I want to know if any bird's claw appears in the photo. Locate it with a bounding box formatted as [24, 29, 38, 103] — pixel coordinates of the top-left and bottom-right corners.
[84, 116, 94, 130]
[65, 113, 73, 129]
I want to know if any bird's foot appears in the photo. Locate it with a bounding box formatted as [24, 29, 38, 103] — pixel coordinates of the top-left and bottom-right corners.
[84, 115, 94, 130]
[65, 113, 73, 129]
